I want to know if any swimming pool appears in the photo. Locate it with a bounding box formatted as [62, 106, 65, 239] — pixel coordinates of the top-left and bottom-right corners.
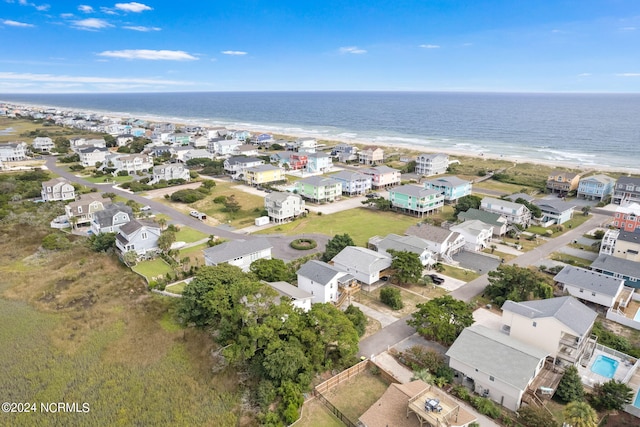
[634, 308, 640, 322]
[634, 390, 640, 409]
[591, 355, 619, 378]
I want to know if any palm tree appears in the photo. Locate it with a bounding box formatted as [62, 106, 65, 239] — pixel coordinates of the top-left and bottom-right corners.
[157, 217, 167, 230]
[563, 401, 598, 427]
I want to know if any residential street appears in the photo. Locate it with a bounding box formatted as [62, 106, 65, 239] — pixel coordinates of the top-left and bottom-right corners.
[362, 213, 609, 358]
[44, 156, 254, 241]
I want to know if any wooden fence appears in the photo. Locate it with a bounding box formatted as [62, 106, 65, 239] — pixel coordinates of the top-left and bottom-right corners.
[314, 359, 370, 395]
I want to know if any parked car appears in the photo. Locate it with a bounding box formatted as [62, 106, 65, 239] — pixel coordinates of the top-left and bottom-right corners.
[190, 210, 206, 220]
[140, 205, 152, 211]
[428, 274, 445, 285]
[380, 275, 389, 282]
[366, 193, 379, 198]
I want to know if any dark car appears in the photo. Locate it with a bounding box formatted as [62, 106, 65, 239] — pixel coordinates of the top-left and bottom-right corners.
[428, 274, 445, 285]
[380, 276, 389, 282]
[366, 193, 379, 198]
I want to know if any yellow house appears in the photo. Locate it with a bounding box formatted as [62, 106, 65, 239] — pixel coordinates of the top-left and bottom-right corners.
[245, 164, 285, 186]
[546, 170, 581, 194]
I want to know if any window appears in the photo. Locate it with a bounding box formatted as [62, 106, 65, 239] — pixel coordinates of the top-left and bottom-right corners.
[532, 321, 537, 327]
[579, 288, 584, 293]
[141, 232, 147, 240]
[489, 376, 495, 382]
[77, 206, 83, 213]
[592, 292, 596, 296]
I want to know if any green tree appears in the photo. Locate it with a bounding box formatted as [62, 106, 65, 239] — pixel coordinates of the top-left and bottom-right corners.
[581, 205, 591, 216]
[223, 194, 241, 215]
[322, 233, 355, 262]
[517, 405, 559, 427]
[88, 232, 116, 252]
[589, 379, 633, 411]
[454, 194, 482, 217]
[104, 134, 116, 147]
[201, 179, 216, 190]
[122, 250, 138, 266]
[389, 250, 423, 284]
[408, 295, 474, 345]
[515, 197, 542, 219]
[250, 258, 293, 282]
[485, 265, 551, 306]
[344, 304, 367, 337]
[563, 401, 598, 427]
[380, 287, 404, 310]
[42, 233, 72, 250]
[157, 230, 176, 253]
[556, 365, 585, 403]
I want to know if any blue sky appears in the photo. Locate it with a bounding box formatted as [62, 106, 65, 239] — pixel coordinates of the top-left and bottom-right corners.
[1, 0, 640, 93]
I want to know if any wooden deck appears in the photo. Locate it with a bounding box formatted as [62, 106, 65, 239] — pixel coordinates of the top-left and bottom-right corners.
[526, 361, 565, 403]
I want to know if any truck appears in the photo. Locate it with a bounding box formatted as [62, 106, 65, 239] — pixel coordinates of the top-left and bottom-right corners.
[190, 210, 206, 220]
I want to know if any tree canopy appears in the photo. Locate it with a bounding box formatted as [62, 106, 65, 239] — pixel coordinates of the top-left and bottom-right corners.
[322, 233, 355, 262]
[563, 401, 598, 427]
[250, 258, 293, 282]
[454, 194, 482, 217]
[388, 249, 423, 284]
[484, 265, 553, 306]
[178, 264, 359, 424]
[589, 379, 633, 411]
[408, 295, 474, 345]
[556, 365, 585, 403]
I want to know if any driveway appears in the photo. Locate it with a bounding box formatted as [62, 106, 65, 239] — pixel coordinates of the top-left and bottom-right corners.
[266, 233, 329, 262]
[452, 251, 501, 273]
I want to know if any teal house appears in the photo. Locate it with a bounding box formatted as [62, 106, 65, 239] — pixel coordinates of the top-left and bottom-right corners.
[423, 176, 472, 203]
[388, 184, 444, 217]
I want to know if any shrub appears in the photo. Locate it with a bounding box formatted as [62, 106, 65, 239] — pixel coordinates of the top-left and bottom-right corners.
[380, 287, 404, 310]
[289, 238, 317, 250]
[213, 196, 227, 204]
[471, 396, 501, 418]
[42, 233, 71, 250]
[170, 189, 206, 203]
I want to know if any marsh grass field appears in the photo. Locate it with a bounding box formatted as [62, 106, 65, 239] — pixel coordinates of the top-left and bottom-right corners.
[0, 223, 241, 426]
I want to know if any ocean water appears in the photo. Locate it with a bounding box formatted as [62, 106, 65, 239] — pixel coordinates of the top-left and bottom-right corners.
[2, 91, 640, 170]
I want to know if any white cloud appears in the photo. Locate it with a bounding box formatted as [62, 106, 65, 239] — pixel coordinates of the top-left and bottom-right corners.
[115, 2, 152, 13]
[9, 0, 48, 10]
[617, 73, 640, 77]
[419, 44, 440, 49]
[339, 46, 367, 54]
[100, 7, 118, 15]
[123, 25, 160, 32]
[1, 19, 34, 27]
[98, 49, 198, 60]
[0, 71, 192, 86]
[620, 26, 636, 31]
[60, 13, 74, 18]
[72, 18, 113, 30]
[221, 50, 247, 56]
[78, 5, 94, 13]
[577, 73, 591, 77]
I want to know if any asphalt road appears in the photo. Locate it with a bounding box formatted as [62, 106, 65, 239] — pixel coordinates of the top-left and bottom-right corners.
[361, 213, 609, 357]
[44, 156, 253, 241]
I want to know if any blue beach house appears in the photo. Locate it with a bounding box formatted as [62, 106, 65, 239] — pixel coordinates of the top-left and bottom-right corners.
[577, 174, 615, 201]
[423, 176, 472, 204]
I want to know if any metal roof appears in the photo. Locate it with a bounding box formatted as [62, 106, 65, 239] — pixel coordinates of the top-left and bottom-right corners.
[553, 265, 624, 297]
[203, 237, 272, 265]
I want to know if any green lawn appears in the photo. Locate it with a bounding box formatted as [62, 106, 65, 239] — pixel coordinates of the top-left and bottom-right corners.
[527, 214, 592, 238]
[165, 281, 187, 295]
[440, 265, 482, 281]
[473, 180, 536, 195]
[175, 227, 209, 243]
[178, 243, 208, 265]
[132, 258, 174, 282]
[257, 207, 420, 246]
[549, 252, 593, 268]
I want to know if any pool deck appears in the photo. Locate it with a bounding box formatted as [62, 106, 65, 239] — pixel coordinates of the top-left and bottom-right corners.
[624, 368, 640, 417]
[577, 347, 635, 388]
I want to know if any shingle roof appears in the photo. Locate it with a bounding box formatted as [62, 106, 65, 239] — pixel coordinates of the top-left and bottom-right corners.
[504, 193, 535, 203]
[246, 164, 281, 172]
[580, 174, 615, 184]
[266, 281, 313, 300]
[375, 234, 431, 257]
[424, 176, 470, 187]
[553, 265, 624, 297]
[616, 176, 640, 186]
[330, 170, 369, 182]
[458, 208, 506, 227]
[450, 219, 493, 236]
[227, 156, 262, 164]
[501, 296, 597, 337]
[591, 254, 640, 279]
[392, 184, 440, 198]
[92, 203, 132, 228]
[203, 237, 272, 264]
[482, 197, 527, 211]
[298, 176, 340, 187]
[617, 229, 640, 244]
[331, 246, 392, 274]
[266, 191, 300, 203]
[532, 199, 576, 214]
[446, 325, 549, 390]
[406, 224, 460, 244]
[363, 165, 399, 174]
[119, 219, 159, 235]
[297, 260, 345, 286]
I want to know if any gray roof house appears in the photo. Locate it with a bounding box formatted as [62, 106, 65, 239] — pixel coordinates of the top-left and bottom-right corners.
[480, 197, 531, 227]
[41, 177, 76, 202]
[458, 208, 508, 236]
[591, 254, 640, 289]
[368, 233, 436, 266]
[405, 224, 465, 263]
[297, 260, 356, 304]
[266, 281, 313, 312]
[553, 265, 628, 308]
[203, 237, 272, 272]
[532, 199, 576, 225]
[65, 193, 111, 226]
[331, 246, 392, 285]
[501, 296, 598, 365]
[446, 324, 549, 411]
[90, 203, 133, 235]
[115, 219, 162, 256]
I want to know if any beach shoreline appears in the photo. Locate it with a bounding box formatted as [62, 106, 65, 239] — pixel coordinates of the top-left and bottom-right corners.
[2, 99, 639, 176]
